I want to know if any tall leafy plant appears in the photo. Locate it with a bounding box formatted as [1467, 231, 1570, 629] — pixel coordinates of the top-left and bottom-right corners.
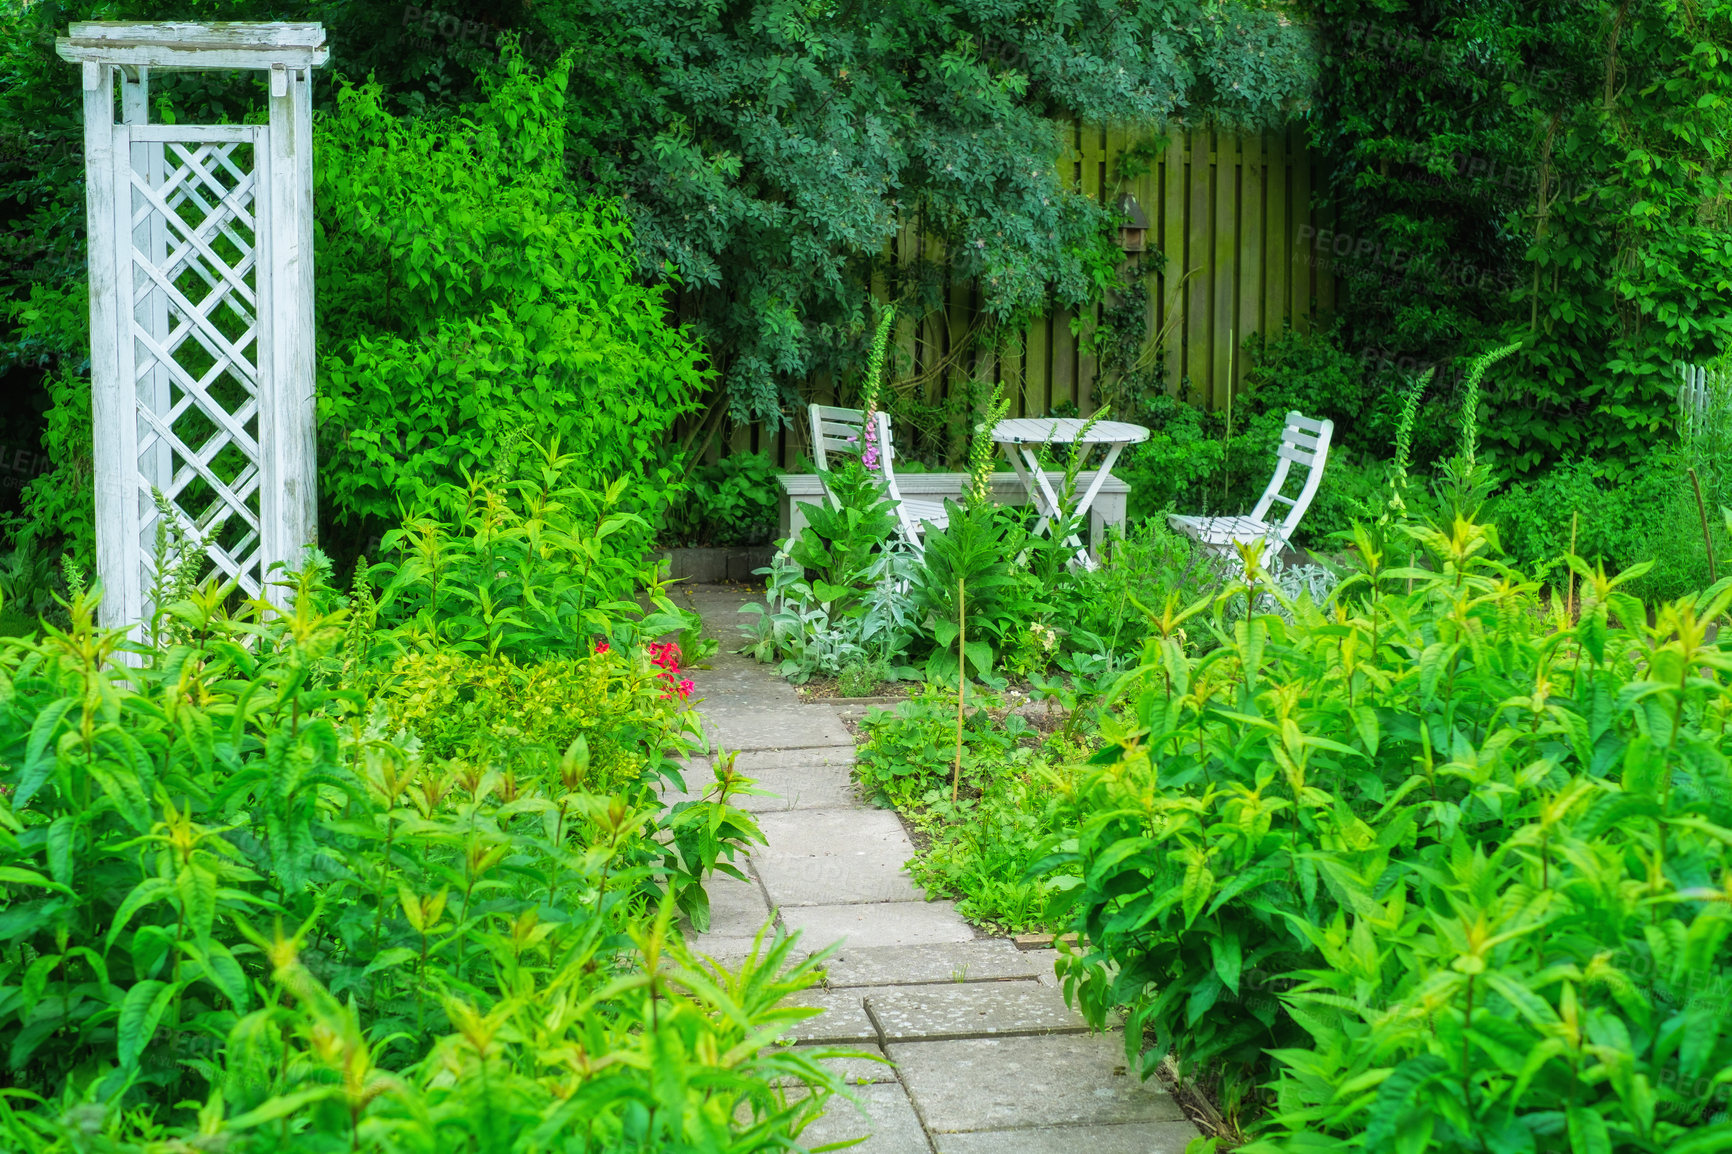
[313, 51, 708, 548]
[914, 386, 1019, 683]
[0, 535, 841, 1150]
[1049, 511, 1732, 1146]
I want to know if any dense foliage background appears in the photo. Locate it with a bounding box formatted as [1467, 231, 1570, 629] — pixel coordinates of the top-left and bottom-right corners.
[1306, 0, 1732, 470]
[0, 0, 1319, 583]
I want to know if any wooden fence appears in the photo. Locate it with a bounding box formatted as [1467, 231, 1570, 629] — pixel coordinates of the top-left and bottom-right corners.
[723, 122, 1334, 466]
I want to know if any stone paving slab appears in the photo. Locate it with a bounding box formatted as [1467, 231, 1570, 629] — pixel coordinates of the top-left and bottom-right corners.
[864, 980, 1088, 1042]
[932, 1121, 1200, 1154]
[704, 704, 854, 752]
[822, 940, 1050, 987]
[790, 1083, 930, 1154]
[686, 652, 798, 711]
[686, 872, 772, 941]
[752, 809, 921, 905]
[771, 1043, 898, 1088]
[734, 746, 857, 771]
[663, 757, 860, 813]
[783, 901, 976, 950]
[781, 988, 878, 1044]
[684, 935, 796, 964]
[887, 1035, 1188, 1132]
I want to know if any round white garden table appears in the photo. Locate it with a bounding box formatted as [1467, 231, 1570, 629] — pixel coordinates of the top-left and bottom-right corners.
[992, 417, 1149, 568]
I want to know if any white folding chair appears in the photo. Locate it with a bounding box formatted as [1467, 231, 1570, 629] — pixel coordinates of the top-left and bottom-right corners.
[1168, 411, 1334, 565]
[808, 404, 946, 555]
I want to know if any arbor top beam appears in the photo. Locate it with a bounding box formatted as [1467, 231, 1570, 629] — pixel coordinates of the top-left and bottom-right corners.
[57, 22, 329, 72]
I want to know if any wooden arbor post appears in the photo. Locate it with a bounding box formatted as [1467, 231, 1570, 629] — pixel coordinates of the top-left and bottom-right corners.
[56, 23, 327, 630]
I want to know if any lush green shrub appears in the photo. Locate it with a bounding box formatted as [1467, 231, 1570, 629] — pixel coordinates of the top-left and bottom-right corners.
[365, 436, 706, 664]
[314, 54, 708, 543]
[665, 453, 782, 548]
[0, 491, 837, 1152]
[1104, 325, 1374, 546]
[742, 460, 917, 684]
[1309, 0, 1732, 472]
[855, 691, 1030, 810]
[372, 649, 679, 795]
[533, 0, 1316, 421]
[1489, 455, 1727, 601]
[1238, 325, 1370, 440]
[1052, 518, 1732, 1146]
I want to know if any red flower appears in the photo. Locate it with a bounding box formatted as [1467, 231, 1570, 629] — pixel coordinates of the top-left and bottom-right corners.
[646, 641, 682, 673]
[594, 641, 611, 654]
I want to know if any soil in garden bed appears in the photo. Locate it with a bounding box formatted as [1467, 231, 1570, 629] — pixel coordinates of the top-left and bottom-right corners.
[795, 677, 913, 704]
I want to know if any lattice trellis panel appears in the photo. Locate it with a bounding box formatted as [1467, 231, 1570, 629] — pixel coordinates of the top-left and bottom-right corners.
[61, 24, 326, 633]
[118, 126, 269, 600]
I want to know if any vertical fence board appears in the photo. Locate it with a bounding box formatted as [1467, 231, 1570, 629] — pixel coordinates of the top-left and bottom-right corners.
[1289, 124, 1313, 335]
[1237, 133, 1264, 389]
[1186, 129, 1214, 405]
[1027, 310, 1050, 419]
[1161, 127, 1186, 395]
[1211, 133, 1239, 409]
[1052, 307, 1076, 412]
[1264, 131, 1289, 334]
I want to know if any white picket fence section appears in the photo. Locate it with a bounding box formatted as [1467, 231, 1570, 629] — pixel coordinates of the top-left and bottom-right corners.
[1679, 360, 1730, 438]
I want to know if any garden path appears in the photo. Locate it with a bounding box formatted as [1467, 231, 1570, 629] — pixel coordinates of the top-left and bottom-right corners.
[667, 583, 1199, 1154]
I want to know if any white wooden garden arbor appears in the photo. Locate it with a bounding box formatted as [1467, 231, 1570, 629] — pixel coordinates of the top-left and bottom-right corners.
[57, 23, 327, 629]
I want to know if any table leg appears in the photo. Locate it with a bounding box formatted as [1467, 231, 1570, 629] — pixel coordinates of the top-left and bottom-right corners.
[1027, 451, 1071, 538]
[1005, 444, 1059, 527]
[1041, 443, 1126, 569]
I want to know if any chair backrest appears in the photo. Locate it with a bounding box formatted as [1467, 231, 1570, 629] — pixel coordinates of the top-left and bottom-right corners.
[1248, 411, 1334, 544]
[807, 404, 919, 540]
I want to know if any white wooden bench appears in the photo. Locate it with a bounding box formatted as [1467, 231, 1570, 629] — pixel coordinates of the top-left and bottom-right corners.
[776, 471, 1130, 553]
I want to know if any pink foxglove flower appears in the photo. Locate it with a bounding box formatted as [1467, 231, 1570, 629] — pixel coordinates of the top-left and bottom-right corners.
[861, 412, 881, 472]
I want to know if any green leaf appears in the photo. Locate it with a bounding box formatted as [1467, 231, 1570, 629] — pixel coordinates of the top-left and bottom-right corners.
[107, 877, 174, 952]
[0, 867, 70, 893]
[1363, 1055, 1448, 1150]
[45, 815, 75, 889]
[1567, 1106, 1611, 1154]
[85, 757, 153, 833]
[117, 979, 179, 1069]
[177, 865, 219, 948]
[181, 939, 249, 1012]
[1210, 932, 1242, 996]
[1181, 859, 1214, 928]
[17, 698, 73, 808]
[363, 947, 419, 976]
[224, 1086, 342, 1132]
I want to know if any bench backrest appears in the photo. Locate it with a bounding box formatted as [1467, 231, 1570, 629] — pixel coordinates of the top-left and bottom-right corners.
[807, 403, 919, 542]
[1249, 411, 1334, 544]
